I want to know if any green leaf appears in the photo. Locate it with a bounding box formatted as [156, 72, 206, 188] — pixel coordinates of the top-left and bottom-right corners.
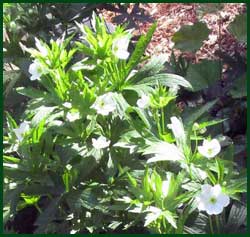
[3, 155, 20, 164]
[198, 118, 226, 129]
[5, 111, 17, 130]
[34, 197, 61, 234]
[75, 41, 95, 56]
[226, 177, 247, 195]
[143, 141, 184, 163]
[197, 3, 224, 15]
[4, 185, 24, 216]
[172, 22, 210, 52]
[162, 210, 177, 229]
[228, 74, 246, 98]
[225, 202, 246, 231]
[144, 207, 162, 227]
[206, 170, 217, 185]
[183, 100, 217, 128]
[16, 87, 48, 99]
[65, 188, 99, 212]
[185, 60, 221, 91]
[138, 73, 192, 89]
[4, 70, 21, 97]
[184, 212, 208, 234]
[129, 54, 168, 84]
[228, 13, 247, 43]
[127, 172, 137, 187]
[31, 106, 57, 126]
[215, 158, 224, 184]
[126, 22, 157, 75]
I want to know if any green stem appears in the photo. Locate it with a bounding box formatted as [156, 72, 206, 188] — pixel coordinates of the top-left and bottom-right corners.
[161, 107, 165, 135]
[209, 215, 214, 234]
[188, 164, 193, 180]
[34, 203, 42, 214]
[191, 130, 198, 162]
[215, 215, 221, 233]
[153, 109, 161, 135]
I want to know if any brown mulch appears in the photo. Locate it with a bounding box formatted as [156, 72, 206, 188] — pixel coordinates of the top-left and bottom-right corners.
[100, 3, 246, 63]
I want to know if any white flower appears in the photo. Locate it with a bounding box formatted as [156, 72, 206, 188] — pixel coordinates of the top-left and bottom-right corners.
[196, 184, 230, 215]
[35, 37, 48, 57]
[91, 92, 116, 116]
[137, 94, 150, 109]
[112, 36, 130, 60]
[169, 116, 186, 149]
[28, 60, 46, 81]
[66, 164, 72, 171]
[13, 121, 30, 141]
[92, 136, 110, 149]
[70, 229, 79, 234]
[198, 139, 221, 159]
[66, 111, 80, 122]
[63, 102, 72, 109]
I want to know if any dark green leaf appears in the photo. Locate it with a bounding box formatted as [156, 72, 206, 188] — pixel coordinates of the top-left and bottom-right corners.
[229, 74, 246, 98]
[228, 13, 247, 43]
[185, 60, 221, 91]
[172, 22, 210, 52]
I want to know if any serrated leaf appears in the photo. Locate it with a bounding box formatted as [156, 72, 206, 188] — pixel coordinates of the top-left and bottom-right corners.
[138, 73, 192, 89]
[172, 22, 210, 52]
[162, 210, 177, 229]
[126, 22, 157, 75]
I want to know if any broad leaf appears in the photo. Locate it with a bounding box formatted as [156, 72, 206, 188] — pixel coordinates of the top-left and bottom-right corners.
[172, 22, 210, 52]
[228, 13, 247, 43]
[185, 60, 221, 91]
[228, 74, 246, 98]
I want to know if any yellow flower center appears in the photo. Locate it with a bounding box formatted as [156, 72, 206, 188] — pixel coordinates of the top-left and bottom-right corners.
[209, 197, 217, 204]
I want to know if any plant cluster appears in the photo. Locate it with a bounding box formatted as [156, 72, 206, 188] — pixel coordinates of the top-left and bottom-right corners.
[3, 12, 246, 234]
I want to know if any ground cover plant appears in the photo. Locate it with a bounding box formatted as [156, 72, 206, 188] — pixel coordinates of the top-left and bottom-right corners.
[3, 4, 247, 234]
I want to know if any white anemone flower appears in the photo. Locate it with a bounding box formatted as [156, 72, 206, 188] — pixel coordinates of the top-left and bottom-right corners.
[28, 60, 46, 81]
[196, 184, 230, 215]
[91, 92, 116, 116]
[13, 121, 30, 141]
[92, 136, 110, 149]
[35, 37, 48, 57]
[198, 139, 221, 159]
[112, 36, 130, 60]
[137, 94, 150, 109]
[66, 111, 80, 122]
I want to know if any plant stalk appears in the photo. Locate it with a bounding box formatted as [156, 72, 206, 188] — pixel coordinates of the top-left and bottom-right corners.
[209, 215, 214, 234]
